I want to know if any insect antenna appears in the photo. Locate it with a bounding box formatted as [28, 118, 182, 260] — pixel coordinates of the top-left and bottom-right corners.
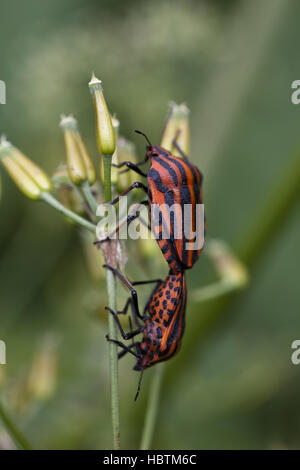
[134, 370, 144, 401]
[135, 130, 152, 146]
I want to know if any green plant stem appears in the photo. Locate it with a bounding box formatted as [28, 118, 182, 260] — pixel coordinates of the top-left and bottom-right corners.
[140, 364, 165, 450]
[103, 155, 120, 450]
[0, 400, 31, 450]
[81, 180, 98, 216]
[40, 192, 96, 233]
[236, 150, 300, 264]
[103, 155, 113, 202]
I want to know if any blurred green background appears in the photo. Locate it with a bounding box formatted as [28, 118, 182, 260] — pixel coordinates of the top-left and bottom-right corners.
[0, 0, 300, 450]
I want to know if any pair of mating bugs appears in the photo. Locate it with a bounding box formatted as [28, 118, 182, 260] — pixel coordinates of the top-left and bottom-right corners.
[99, 130, 203, 398]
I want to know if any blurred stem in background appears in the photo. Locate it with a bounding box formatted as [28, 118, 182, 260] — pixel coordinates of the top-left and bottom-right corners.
[0, 400, 31, 450]
[236, 151, 300, 265]
[140, 364, 165, 450]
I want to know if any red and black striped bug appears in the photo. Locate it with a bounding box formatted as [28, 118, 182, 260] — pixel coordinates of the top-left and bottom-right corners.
[96, 131, 204, 274]
[104, 265, 186, 399]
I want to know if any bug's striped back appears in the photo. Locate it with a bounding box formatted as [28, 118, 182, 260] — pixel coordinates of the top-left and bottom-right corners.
[147, 145, 203, 273]
[134, 271, 186, 370]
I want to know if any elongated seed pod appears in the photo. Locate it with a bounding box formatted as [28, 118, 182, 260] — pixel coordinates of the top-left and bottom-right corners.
[89, 74, 115, 156]
[60, 115, 96, 186]
[99, 116, 119, 184]
[160, 102, 190, 157]
[171, 104, 190, 157]
[12, 147, 52, 191]
[75, 132, 96, 185]
[64, 128, 87, 184]
[1, 156, 41, 200]
[160, 102, 179, 151]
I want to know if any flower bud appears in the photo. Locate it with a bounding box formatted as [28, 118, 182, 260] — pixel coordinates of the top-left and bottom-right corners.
[0, 137, 51, 200]
[1, 155, 41, 199]
[75, 132, 96, 185]
[160, 102, 179, 152]
[100, 115, 119, 185]
[111, 115, 120, 140]
[1, 156, 41, 199]
[172, 103, 190, 158]
[88, 73, 116, 156]
[12, 147, 52, 191]
[160, 102, 190, 157]
[60, 115, 87, 185]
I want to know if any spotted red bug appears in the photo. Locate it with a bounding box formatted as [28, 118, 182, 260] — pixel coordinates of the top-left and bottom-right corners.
[104, 265, 186, 399]
[98, 131, 204, 274]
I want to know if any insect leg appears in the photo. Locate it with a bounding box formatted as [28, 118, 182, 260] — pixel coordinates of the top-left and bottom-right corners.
[134, 370, 144, 401]
[128, 316, 142, 358]
[107, 302, 142, 359]
[105, 182, 148, 206]
[117, 297, 131, 315]
[118, 342, 141, 359]
[137, 213, 159, 241]
[118, 296, 142, 329]
[132, 279, 162, 286]
[105, 307, 143, 339]
[112, 130, 151, 171]
[104, 265, 161, 322]
[94, 201, 148, 244]
[113, 162, 147, 177]
[106, 335, 142, 359]
[172, 130, 189, 161]
[104, 264, 149, 321]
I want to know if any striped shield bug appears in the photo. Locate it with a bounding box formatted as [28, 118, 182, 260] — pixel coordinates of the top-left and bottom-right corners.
[95, 130, 204, 274]
[104, 265, 186, 399]
[144, 133, 204, 273]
